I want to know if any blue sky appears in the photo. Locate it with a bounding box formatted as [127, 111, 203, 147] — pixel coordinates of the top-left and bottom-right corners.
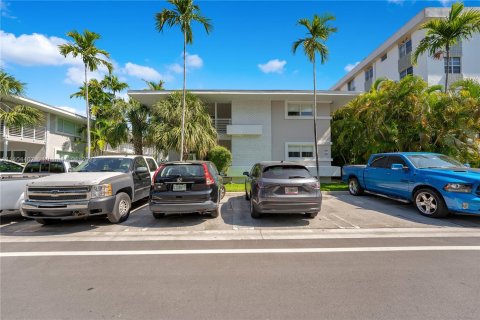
[1, 0, 477, 114]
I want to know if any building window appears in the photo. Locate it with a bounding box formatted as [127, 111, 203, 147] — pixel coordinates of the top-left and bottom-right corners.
[347, 80, 356, 91]
[381, 53, 388, 62]
[365, 67, 374, 81]
[444, 57, 461, 74]
[400, 66, 413, 79]
[57, 118, 81, 136]
[399, 39, 412, 58]
[286, 103, 314, 118]
[287, 144, 314, 159]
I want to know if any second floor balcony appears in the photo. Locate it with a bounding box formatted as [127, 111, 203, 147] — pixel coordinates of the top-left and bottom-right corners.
[1, 122, 47, 144]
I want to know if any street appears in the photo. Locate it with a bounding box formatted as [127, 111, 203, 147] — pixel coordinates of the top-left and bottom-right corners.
[2, 193, 480, 320]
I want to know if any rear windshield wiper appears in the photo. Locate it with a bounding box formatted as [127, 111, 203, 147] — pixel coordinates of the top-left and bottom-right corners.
[289, 176, 306, 179]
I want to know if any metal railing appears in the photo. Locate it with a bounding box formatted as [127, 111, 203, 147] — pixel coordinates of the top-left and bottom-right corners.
[1, 122, 47, 142]
[212, 118, 232, 134]
[105, 143, 155, 156]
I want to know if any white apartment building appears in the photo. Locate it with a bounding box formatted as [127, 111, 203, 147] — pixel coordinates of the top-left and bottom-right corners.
[331, 7, 480, 92]
[129, 90, 357, 181]
[1, 95, 88, 162]
[1, 95, 153, 162]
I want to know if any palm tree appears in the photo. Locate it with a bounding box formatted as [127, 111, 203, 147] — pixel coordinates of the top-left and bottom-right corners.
[155, 0, 212, 161]
[101, 73, 129, 102]
[292, 14, 337, 181]
[117, 98, 151, 155]
[150, 91, 216, 160]
[412, 3, 480, 92]
[0, 70, 44, 159]
[58, 30, 113, 158]
[143, 79, 165, 91]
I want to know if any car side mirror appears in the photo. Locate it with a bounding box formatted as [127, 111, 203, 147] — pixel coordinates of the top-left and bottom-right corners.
[464, 163, 471, 168]
[135, 166, 148, 173]
[391, 163, 405, 170]
[243, 171, 249, 177]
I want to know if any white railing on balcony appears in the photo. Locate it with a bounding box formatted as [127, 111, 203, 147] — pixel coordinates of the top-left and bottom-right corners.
[0, 122, 46, 142]
[105, 143, 155, 156]
[212, 118, 232, 134]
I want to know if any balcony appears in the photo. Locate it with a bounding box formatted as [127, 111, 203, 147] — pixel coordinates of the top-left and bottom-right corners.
[212, 118, 232, 134]
[1, 122, 47, 144]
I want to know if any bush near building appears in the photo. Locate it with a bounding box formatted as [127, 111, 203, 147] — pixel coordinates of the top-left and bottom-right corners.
[207, 146, 232, 174]
[332, 76, 480, 167]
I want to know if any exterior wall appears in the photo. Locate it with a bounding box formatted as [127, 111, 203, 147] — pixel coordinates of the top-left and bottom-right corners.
[229, 99, 271, 176]
[0, 141, 45, 161]
[374, 42, 400, 82]
[460, 33, 480, 82]
[46, 114, 85, 159]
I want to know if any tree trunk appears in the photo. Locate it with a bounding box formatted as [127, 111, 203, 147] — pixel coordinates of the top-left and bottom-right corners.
[313, 58, 320, 183]
[85, 64, 91, 159]
[132, 128, 143, 156]
[445, 46, 450, 93]
[180, 30, 187, 162]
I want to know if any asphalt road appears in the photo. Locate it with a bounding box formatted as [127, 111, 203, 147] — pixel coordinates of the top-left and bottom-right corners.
[2, 237, 480, 320]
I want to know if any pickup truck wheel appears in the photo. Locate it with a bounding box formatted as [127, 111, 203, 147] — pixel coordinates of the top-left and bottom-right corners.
[107, 192, 131, 224]
[348, 177, 364, 196]
[245, 188, 250, 200]
[220, 186, 226, 200]
[414, 188, 449, 218]
[36, 218, 59, 225]
[250, 194, 262, 219]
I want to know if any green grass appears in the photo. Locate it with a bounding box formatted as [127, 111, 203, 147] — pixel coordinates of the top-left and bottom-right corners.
[224, 181, 348, 192]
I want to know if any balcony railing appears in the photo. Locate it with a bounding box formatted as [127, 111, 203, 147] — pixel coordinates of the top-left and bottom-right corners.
[105, 143, 155, 156]
[212, 118, 232, 134]
[1, 122, 47, 143]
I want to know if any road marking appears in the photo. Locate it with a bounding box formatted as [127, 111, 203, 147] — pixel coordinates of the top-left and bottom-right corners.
[2, 246, 480, 257]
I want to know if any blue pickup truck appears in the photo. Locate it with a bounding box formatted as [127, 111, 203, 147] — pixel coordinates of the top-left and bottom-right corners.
[342, 152, 480, 218]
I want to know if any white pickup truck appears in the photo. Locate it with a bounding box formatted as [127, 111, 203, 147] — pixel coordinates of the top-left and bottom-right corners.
[0, 160, 81, 215]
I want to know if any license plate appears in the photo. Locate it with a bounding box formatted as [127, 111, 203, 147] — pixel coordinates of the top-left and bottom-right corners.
[285, 187, 298, 195]
[172, 184, 186, 191]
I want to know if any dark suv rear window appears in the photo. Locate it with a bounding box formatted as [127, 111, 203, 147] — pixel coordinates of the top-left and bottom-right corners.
[262, 166, 312, 179]
[157, 164, 205, 179]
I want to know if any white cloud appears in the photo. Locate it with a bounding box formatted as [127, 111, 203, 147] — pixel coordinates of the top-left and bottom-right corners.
[56, 106, 78, 114]
[258, 59, 287, 74]
[186, 53, 203, 68]
[123, 62, 165, 82]
[0, 30, 81, 66]
[344, 62, 360, 72]
[168, 63, 184, 74]
[64, 66, 105, 86]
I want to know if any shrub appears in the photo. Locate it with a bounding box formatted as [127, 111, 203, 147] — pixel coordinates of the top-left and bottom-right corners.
[207, 146, 232, 174]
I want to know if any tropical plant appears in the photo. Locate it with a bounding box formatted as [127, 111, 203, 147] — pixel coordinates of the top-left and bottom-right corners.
[412, 3, 480, 92]
[292, 14, 337, 180]
[58, 30, 113, 158]
[207, 146, 232, 174]
[155, 0, 212, 161]
[0, 69, 25, 96]
[150, 91, 216, 159]
[143, 79, 165, 91]
[101, 73, 129, 103]
[451, 78, 480, 99]
[332, 76, 480, 167]
[116, 98, 151, 155]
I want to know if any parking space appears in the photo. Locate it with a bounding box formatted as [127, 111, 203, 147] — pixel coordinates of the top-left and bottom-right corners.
[1, 192, 480, 236]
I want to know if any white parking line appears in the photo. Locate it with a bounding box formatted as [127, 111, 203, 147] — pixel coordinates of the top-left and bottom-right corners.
[2, 246, 480, 257]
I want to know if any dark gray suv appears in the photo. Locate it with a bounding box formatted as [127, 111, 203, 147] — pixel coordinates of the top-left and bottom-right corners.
[150, 161, 223, 218]
[244, 162, 322, 219]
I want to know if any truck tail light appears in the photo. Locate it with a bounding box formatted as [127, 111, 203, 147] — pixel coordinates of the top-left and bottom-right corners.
[152, 164, 165, 186]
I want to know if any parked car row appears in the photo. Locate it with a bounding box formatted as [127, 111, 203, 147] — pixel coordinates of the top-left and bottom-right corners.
[342, 152, 480, 218]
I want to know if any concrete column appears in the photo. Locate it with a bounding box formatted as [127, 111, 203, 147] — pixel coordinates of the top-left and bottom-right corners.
[2, 124, 8, 159]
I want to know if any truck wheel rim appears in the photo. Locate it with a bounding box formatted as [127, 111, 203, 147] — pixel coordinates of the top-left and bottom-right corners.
[119, 199, 129, 216]
[349, 180, 358, 194]
[415, 192, 437, 215]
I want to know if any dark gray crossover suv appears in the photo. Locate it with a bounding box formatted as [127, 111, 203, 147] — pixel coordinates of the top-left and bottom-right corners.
[244, 161, 322, 219]
[150, 161, 223, 218]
